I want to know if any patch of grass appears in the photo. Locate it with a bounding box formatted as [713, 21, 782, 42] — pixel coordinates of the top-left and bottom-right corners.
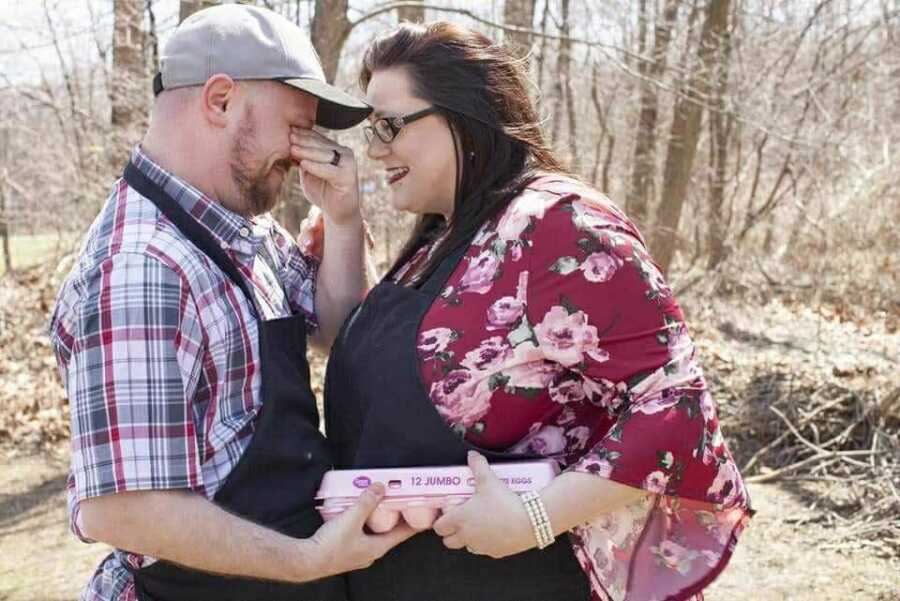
[0, 233, 75, 276]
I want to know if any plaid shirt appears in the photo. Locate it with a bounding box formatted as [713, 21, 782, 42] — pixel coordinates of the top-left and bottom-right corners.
[49, 147, 318, 601]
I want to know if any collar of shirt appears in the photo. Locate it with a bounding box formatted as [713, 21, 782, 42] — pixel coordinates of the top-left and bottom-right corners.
[130, 146, 273, 257]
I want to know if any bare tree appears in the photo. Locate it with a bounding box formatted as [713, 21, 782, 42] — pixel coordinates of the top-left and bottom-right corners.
[311, 0, 352, 83]
[536, 0, 552, 92]
[548, 0, 577, 168]
[503, 0, 537, 60]
[0, 125, 10, 274]
[179, 0, 218, 23]
[112, 0, 149, 150]
[2, 0, 896, 287]
[397, 0, 427, 23]
[270, 0, 355, 234]
[706, 2, 734, 269]
[590, 65, 616, 193]
[626, 0, 681, 229]
[146, 1, 160, 72]
[558, 0, 578, 169]
[652, 0, 731, 274]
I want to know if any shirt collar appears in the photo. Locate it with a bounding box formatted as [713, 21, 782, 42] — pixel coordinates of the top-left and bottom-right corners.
[130, 146, 267, 255]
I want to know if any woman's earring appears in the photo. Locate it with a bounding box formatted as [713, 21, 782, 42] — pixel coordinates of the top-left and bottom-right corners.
[468, 151, 475, 162]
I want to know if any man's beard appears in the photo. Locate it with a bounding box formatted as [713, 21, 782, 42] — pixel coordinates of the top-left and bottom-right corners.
[229, 108, 292, 216]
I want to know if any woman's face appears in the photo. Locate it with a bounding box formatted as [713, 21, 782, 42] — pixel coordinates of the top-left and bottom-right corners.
[365, 67, 457, 220]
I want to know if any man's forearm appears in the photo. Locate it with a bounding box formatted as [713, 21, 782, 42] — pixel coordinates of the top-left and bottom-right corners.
[80, 489, 325, 583]
[312, 214, 366, 348]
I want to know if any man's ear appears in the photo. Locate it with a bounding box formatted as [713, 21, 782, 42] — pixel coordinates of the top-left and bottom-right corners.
[201, 74, 237, 128]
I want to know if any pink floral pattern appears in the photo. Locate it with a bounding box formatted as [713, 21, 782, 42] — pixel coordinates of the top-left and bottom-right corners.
[401, 175, 752, 601]
[581, 251, 623, 283]
[533, 306, 610, 368]
[429, 369, 493, 429]
[418, 327, 457, 360]
[458, 250, 502, 294]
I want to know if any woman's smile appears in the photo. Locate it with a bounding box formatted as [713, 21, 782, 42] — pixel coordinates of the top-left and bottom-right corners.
[387, 166, 410, 185]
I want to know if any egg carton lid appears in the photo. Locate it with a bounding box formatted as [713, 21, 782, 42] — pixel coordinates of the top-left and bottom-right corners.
[315, 459, 559, 499]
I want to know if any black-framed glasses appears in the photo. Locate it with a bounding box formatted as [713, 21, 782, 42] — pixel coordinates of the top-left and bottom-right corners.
[363, 107, 439, 144]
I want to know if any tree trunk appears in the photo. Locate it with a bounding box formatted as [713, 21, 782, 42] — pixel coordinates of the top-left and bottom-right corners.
[397, 0, 426, 23]
[0, 197, 9, 274]
[559, 0, 578, 171]
[146, 1, 160, 72]
[281, 0, 354, 234]
[626, 0, 680, 230]
[589, 65, 615, 191]
[536, 1, 551, 98]
[179, 1, 217, 23]
[706, 3, 733, 270]
[503, 0, 537, 60]
[112, 0, 148, 148]
[311, 0, 351, 83]
[601, 136, 615, 195]
[651, 0, 730, 275]
[0, 127, 10, 275]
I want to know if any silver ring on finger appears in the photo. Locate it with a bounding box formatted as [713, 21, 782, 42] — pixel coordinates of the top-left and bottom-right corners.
[330, 149, 341, 167]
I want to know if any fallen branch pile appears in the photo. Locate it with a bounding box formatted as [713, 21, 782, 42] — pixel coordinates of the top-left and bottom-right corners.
[688, 289, 900, 558]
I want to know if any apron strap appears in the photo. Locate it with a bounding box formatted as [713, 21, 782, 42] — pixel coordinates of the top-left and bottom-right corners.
[123, 162, 259, 316]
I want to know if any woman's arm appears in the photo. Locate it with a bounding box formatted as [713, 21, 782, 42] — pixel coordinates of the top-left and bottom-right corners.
[290, 128, 366, 349]
[540, 470, 648, 535]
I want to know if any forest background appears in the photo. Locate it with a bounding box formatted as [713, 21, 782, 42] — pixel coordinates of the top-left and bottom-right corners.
[0, 1, 897, 599]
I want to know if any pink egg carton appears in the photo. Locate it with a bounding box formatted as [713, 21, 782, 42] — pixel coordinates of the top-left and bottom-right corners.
[315, 460, 559, 532]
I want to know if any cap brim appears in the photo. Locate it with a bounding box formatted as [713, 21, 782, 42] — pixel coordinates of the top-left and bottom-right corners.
[281, 78, 371, 130]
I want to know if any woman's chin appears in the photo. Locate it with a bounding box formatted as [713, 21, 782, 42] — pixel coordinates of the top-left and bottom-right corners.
[388, 190, 415, 215]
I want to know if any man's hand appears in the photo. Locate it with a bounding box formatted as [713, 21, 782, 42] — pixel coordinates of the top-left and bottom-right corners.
[308, 483, 418, 577]
[77, 484, 417, 585]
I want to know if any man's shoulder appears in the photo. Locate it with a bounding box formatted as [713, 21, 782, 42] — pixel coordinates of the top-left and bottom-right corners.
[58, 181, 217, 305]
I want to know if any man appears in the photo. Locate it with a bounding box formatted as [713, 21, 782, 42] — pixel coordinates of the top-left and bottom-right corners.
[49, 5, 412, 601]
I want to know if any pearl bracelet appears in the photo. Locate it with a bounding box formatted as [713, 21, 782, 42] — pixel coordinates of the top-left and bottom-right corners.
[520, 491, 555, 549]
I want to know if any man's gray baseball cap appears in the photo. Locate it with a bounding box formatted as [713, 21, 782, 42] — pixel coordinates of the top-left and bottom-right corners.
[153, 4, 371, 130]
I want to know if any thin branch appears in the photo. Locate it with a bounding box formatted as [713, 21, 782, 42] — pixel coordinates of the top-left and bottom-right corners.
[348, 1, 646, 59]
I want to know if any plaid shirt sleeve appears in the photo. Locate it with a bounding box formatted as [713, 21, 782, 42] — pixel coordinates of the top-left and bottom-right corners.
[272, 221, 319, 331]
[51, 251, 206, 532]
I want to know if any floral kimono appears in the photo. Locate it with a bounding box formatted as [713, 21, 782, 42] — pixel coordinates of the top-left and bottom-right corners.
[396, 175, 752, 601]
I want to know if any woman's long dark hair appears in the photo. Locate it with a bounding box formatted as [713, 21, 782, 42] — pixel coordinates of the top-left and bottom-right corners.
[360, 21, 565, 283]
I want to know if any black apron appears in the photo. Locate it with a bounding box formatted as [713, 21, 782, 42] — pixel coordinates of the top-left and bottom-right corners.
[324, 237, 592, 601]
[122, 163, 347, 601]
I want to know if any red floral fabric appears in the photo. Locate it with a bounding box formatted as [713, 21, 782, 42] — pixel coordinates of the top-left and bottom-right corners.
[399, 175, 752, 601]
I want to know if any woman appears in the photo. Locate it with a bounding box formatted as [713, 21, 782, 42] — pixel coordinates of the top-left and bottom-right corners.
[293, 22, 752, 601]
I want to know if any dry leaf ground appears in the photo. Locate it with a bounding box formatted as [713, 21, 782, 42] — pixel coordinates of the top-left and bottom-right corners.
[1, 257, 897, 600]
[1, 449, 898, 601]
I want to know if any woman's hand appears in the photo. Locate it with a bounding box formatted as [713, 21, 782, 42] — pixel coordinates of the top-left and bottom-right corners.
[290, 128, 360, 227]
[432, 451, 538, 559]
